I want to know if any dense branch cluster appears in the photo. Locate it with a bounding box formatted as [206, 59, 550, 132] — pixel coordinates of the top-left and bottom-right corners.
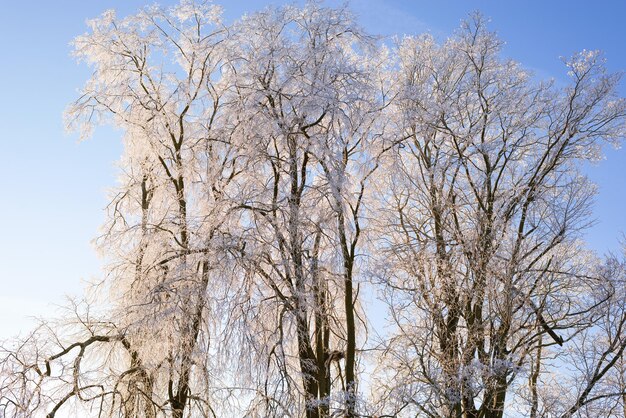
[1, 2, 626, 417]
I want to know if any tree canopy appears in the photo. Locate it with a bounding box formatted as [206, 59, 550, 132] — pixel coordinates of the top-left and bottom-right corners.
[1, 2, 626, 417]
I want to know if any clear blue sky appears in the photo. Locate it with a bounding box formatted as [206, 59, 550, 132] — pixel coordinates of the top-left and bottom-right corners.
[0, 0, 624, 338]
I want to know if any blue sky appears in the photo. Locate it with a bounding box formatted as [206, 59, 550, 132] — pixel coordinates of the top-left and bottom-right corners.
[0, 0, 624, 338]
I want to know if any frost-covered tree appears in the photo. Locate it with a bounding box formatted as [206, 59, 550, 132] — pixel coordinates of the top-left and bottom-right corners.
[2, 2, 241, 417]
[373, 14, 626, 418]
[226, 5, 387, 416]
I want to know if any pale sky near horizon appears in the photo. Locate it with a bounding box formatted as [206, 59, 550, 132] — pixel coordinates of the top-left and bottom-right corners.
[0, 0, 625, 339]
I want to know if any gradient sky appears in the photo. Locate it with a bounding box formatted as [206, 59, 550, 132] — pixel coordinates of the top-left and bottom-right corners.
[0, 0, 624, 339]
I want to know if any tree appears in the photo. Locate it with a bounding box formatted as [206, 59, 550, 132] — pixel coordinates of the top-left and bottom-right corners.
[1, 2, 241, 417]
[373, 14, 626, 418]
[227, 4, 386, 416]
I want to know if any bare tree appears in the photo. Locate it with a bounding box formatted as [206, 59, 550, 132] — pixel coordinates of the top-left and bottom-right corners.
[227, 4, 386, 416]
[5, 2, 242, 417]
[374, 14, 626, 418]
